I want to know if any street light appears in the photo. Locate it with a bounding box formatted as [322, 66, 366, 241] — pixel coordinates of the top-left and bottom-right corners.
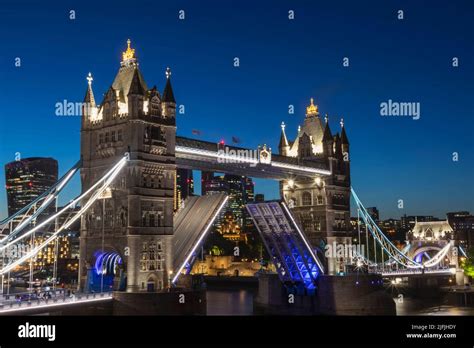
[168, 271, 173, 288]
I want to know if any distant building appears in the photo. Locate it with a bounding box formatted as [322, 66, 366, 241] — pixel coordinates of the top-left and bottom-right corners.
[406, 220, 453, 242]
[401, 215, 438, 232]
[175, 168, 194, 211]
[5, 157, 58, 216]
[366, 207, 379, 222]
[447, 211, 474, 250]
[255, 193, 265, 203]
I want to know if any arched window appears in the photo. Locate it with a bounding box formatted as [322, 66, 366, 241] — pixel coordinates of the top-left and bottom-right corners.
[302, 191, 312, 206]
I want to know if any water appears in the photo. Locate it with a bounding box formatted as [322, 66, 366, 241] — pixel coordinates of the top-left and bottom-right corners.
[206, 289, 254, 315]
[206, 289, 474, 316]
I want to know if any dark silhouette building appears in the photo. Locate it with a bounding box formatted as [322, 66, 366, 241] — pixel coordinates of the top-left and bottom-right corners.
[5, 157, 58, 216]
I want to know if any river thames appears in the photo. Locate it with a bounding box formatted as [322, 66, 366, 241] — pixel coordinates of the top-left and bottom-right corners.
[206, 289, 474, 316]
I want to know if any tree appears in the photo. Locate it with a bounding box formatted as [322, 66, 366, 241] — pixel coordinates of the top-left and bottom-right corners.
[461, 247, 474, 278]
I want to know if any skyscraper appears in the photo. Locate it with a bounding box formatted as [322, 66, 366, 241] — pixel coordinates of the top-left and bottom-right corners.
[175, 168, 194, 210]
[4, 157, 58, 216]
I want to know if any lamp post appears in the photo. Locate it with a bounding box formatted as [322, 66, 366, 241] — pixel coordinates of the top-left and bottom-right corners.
[168, 270, 173, 289]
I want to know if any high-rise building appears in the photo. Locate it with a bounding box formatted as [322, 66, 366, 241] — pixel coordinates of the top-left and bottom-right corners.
[201, 171, 214, 195]
[447, 211, 474, 250]
[224, 174, 245, 225]
[242, 177, 255, 232]
[5, 157, 58, 216]
[255, 193, 265, 203]
[175, 168, 194, 210]
[366, 207, 379, 222]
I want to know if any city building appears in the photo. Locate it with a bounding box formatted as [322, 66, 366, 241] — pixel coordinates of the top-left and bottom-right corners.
[400, 215, 439, 232]
[4, 157, 58, 216]
[175, 168, 194, 211]
[447, 211, 474, 250]
[366, 207, 379, 222]
[255, 193, 265, 203]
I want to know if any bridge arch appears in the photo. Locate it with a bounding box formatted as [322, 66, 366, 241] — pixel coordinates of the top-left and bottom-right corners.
[89, 250, 124, 292]
[412, 246, 442, 264]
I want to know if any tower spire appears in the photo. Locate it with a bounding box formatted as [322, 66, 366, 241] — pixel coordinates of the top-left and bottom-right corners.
[306, 97, 319, 117]
[279, 121, 289, 153]
[163, 67, 176, 104]
[340, 117, 349, 145]
[83, 72, 96, 106]
[121, 39, 137, 66]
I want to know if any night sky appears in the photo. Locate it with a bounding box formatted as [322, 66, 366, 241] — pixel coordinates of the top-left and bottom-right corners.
[0, 0, 473, 220]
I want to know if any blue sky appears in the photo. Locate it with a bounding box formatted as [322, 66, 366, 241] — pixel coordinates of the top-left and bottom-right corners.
[0, 0, 473, 219]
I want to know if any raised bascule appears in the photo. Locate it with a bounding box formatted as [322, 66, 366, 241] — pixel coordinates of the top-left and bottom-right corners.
[0, 41, 466, 315]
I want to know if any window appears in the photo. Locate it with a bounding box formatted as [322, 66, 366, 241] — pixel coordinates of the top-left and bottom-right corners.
[99, 133, 104, 144]
[317, 195, 324, 205]
[157, 176, 163, 189]
[142, 212, 149, 227]
[111, 131, 116, 142]
[105, 132, 110, 143]
[149, 213, 155, 227]
[302, 192, 312, 206]
[117, 129, 123, 141]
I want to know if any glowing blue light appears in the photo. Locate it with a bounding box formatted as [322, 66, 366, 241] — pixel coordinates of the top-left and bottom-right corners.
[94, 251, 122, 275]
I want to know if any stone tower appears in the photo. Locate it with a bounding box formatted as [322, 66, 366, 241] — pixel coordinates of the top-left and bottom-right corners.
[79, 40, 176, 292]
[279, 98, 351, 275]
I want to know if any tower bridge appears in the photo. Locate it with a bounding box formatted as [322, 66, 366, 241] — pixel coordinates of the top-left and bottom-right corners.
[0, 40, 467, 314]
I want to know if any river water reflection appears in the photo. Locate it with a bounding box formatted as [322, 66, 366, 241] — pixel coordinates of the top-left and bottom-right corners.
[206, 289, 474, 316]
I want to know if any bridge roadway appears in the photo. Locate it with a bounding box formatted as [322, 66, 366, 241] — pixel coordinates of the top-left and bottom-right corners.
[380, 268, 455, 277]
[175, 136, 332, 179]
[172, 193, 229, 282]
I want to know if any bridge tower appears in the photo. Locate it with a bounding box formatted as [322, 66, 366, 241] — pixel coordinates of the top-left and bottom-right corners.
[279, 98, 351, 275]
[79, 40, 176, 292]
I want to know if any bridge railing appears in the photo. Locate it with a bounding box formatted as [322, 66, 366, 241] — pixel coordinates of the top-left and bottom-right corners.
[0, 291, 113, 313]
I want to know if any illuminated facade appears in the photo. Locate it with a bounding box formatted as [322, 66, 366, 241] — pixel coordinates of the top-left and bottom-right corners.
[279, 98, 351, 274]
[219, 210, 247, 242]
[79, 40, 176, 292]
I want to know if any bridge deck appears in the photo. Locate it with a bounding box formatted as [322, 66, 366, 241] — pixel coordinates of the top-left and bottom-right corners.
[246, 201, 324, 290]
